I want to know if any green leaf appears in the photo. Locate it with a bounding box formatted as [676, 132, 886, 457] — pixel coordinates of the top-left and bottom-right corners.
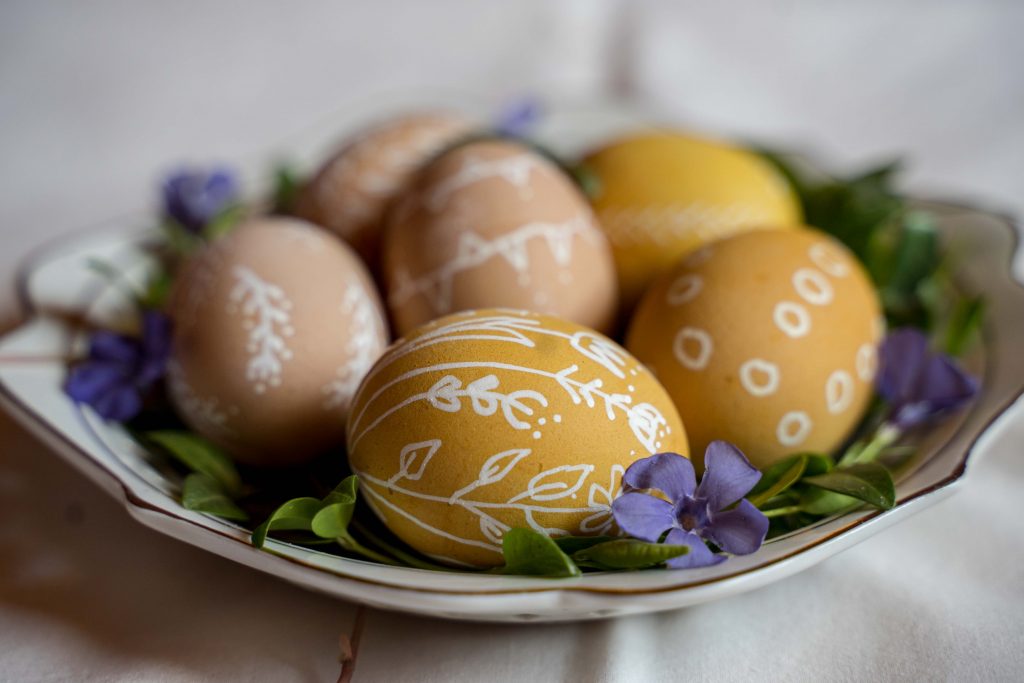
[162, 219, 203, 254]
[553, 535, 616, 555]
[271, 164, 302, 214]
[250, 497, 322, 548]
[572, 539, 690, 570]
[203, 204, 244, 241]
[86, 258, 146, 304]
[943, 295, 985, 357]
[145, 431, 241, 495]
[802, 453, 834, 476]
[140, 268, 174, 310]
[803, 463, 896, 510]
[311, 501, 356, 539]
[310, 476, 359, 538]
[798, 487, 860, 516]
[749, 455, 808, 508]
[181, 473, 247, 520]
[497, 528, 580, 578]
[322, 475, 359, 507]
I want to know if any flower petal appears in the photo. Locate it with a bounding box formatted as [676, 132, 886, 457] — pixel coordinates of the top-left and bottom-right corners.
[610, 492, 676, 542]
[919, 354, 979, 413]
[877, 328, 929, 406]
[696, 441, 761, 511]
[89, 330, 141, 364]
[705, 499, 769, 556]
[64, 361, 132, 403]
[138, 311, 173, 386]
[622, 452, 695, 502]
[663, 528, 726, 569]
[90, 383, 143, 422]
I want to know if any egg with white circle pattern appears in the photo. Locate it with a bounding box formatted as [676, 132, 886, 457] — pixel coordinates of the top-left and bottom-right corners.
[167, 217, 389, 467]
[626, 228, 883, 471]
[346, 308, 687, 568]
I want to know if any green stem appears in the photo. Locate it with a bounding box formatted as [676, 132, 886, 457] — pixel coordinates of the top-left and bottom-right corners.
[762, 505, 803, 518]
[839, 423, 902, 467]
[350, 521, 455, 572]
[336, 533, 403, 567]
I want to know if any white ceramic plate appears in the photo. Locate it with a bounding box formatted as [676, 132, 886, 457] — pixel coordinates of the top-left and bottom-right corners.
[1, 103, 1022, 622]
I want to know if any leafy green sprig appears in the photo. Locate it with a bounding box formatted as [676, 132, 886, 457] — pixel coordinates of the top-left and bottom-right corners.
[760, 153, 984, 356]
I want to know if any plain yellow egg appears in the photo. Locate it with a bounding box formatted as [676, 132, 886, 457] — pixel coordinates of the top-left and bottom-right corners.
[626, 229, 883, 471]
[346, 309, 687, 567]
[583, 131, 803, 308]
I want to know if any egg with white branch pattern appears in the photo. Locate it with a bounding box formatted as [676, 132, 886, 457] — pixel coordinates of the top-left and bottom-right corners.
[381, 139, 619, 336]
[167, 217, 389, 467]
[582, 131, 802, 309]
[296, 112, 474, 264]
[346, 309, 687, 568]
[626, 228, 883, 471]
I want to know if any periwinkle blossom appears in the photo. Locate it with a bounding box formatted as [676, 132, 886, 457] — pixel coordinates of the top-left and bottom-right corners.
[64, 311, 173, 422]
[877, 328, 978, 429]
[612, 442, 769, 568]
[493, 97, 543, 139]
[162, 167, 238, 234]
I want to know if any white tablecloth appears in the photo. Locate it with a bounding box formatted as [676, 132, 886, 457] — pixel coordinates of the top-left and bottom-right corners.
[1, 2, 1022, 680]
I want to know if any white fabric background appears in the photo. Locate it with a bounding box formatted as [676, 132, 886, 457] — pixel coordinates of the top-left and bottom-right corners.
[1, 1, 1022, 681]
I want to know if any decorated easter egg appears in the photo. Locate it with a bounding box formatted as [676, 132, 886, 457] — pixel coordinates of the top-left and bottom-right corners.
[382, 139, 618, 336]
[626, 229, 883, 470]
[167, 217, 389, 467]
[583, 131, 802, 307]
[346, 309, 687, 567]
[296, 112, 474, 263]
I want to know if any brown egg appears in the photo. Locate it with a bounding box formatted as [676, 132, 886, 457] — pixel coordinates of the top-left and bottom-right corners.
[347, 309, 688, 567]
[167, 217, 389, 466]
[295, 112, 474, 264]
[382, 140, 619, 336]
[626, 228, 883, 470]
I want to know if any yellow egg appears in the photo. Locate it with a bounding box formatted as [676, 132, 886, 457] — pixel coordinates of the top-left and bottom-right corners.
[382, 140, 619, 336]
[583, 131, 802, 307]
[346, 309, 687, 567]
[626, 229, 883, 471]
[296, 112, 474, 264]
[168, 217, 389, 467]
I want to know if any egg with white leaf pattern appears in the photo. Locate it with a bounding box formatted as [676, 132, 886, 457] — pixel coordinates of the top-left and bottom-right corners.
[167, 217, 389, 467]
[296, 112, 474, 263]
[381, 139, 618, 336]
[345, 308, 687, 568]
[626, 228, 883, 471]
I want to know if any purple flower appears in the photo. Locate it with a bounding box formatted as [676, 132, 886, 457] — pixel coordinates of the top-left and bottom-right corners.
[64, 311, 173, 422]
[611, 442, 769, 568]
[162, 167, 238, 234]
[493, 97, 543, 138]
[877, 328, 979, 429]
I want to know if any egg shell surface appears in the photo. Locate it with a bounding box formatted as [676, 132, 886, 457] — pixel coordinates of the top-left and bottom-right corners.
[584, 131, 802, 308]
[346, 309, 687, 568]
[626, 229, 883, 471]
[382, 140, 619, 336]
[168, 217, 389, 467]
[296, 112, 473, 264]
